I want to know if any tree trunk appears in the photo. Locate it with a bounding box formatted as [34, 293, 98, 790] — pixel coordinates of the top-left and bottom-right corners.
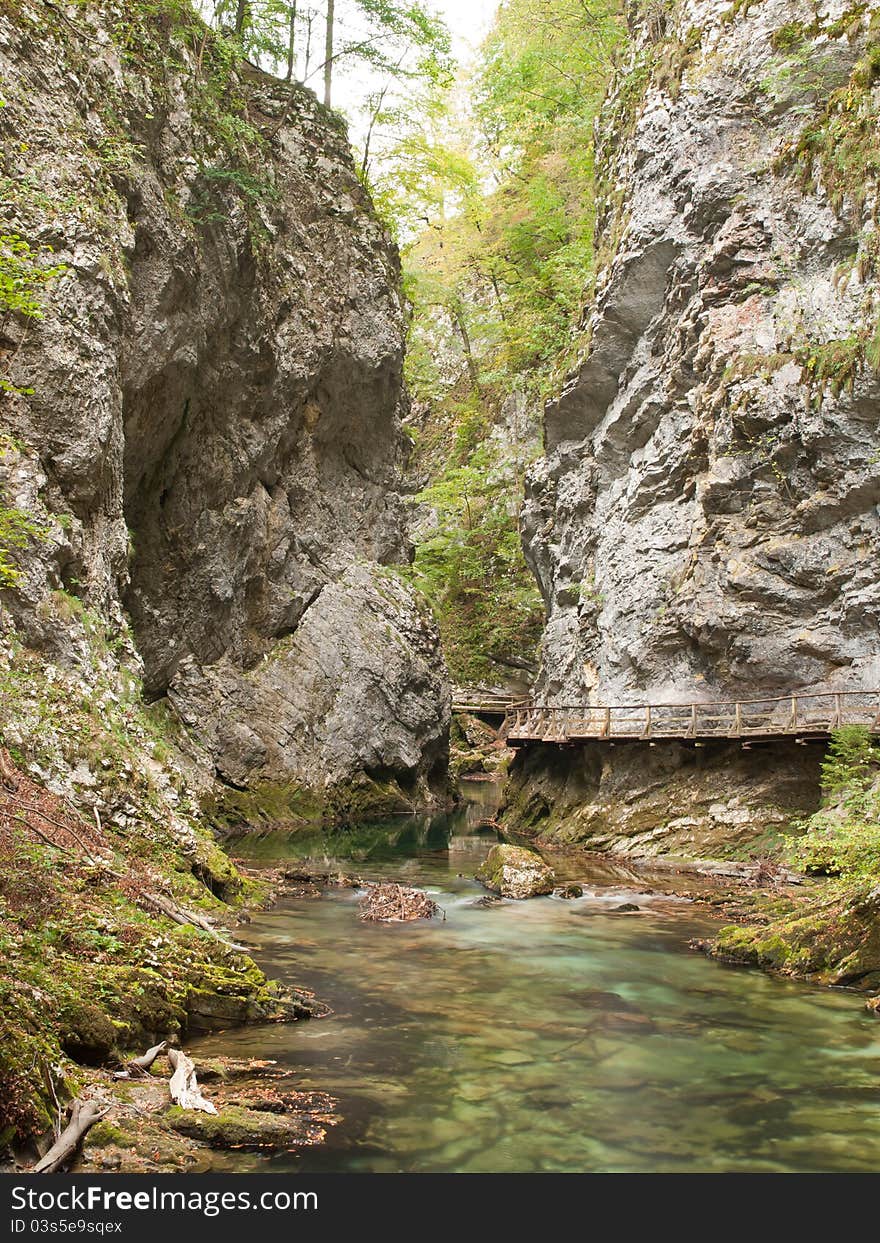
[33, 1099, 109, 1174]
[235, 0, 248, 37]
[0, 746, 19, 791]
[285, 3, 297, 81]
[452, 303, 479, 387]
[323, 0, 334, 107]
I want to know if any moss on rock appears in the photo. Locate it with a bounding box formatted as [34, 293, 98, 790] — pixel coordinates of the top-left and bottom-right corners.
[709, 883, 880, 989]
[165, 1104, 328, 1150]
[475, 843, 555, 898]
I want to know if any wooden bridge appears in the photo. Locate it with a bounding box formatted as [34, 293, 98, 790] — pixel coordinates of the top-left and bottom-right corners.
[455, 690, 880, 746]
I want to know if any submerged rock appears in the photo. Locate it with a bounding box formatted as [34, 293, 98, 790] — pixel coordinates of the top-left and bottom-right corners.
[475, 844, 555, 899]
[555, 884, 584, 899]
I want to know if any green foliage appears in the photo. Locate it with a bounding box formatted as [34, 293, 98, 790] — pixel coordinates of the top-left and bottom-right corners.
[364, 0, 623, 679]
[794, 335, 865, 402]
[782, 11, 880, 212]
[791, 727, 880, 880]
[0, 496, 42, 589]
[820, 725, 880, 795]
[0, 234, 65, 321]
[407, 431, 544, 684]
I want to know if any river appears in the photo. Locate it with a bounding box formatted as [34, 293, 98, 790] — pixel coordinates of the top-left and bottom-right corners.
[194, 780, 880, 1173]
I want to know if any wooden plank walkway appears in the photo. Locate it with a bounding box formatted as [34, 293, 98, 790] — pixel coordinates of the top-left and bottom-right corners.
[503, 690, 880, 746]
[451, 693, 518, 717]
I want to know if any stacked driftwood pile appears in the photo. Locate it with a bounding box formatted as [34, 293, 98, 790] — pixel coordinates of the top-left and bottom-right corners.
[358, 882, 440, 923]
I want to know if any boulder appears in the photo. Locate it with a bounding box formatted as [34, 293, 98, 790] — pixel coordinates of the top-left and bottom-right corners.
[475, 844, 555, 899]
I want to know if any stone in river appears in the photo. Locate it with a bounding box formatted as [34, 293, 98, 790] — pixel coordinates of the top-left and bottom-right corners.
[475, 844, 555, 899]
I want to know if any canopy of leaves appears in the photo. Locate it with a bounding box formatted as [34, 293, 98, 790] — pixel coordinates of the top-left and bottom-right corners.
[369, 0, 624, 682]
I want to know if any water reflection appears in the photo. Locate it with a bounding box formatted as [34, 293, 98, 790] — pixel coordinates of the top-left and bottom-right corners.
[202, 782, 880, 1173]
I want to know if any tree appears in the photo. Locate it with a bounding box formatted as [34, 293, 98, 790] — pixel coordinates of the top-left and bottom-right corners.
[211, 0, 451, 112]
[285, 2, 297, 80]
[365, 1, 625, 680]
[323, 0, 334, 104]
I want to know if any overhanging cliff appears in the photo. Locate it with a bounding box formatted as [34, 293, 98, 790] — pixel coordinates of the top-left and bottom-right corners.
[0, 0, 449, 818]
[505, 0, 880, 851]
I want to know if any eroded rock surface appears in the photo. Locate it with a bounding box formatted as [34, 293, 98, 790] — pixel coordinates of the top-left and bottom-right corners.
[507, 0, 880, 848]
[0, 1, 449, 818]
[526, 0, 880, 703]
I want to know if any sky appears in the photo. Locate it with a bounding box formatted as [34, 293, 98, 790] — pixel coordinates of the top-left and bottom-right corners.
[330, 0, 501, 152]
[434, 0, 500, 55]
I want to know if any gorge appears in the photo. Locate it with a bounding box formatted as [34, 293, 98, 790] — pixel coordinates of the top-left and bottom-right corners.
[0, 0, 879, 1175]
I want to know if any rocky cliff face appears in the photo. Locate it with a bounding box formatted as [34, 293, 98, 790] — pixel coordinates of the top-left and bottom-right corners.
[0, 1, 449, 819]
[506, 0, 880, 852]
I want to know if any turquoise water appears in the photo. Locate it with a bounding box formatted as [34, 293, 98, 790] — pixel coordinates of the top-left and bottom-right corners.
[195, 784, 880, 1173]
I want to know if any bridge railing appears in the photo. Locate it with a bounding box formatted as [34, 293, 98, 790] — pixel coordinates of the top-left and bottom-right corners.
[505, 690, 880, 743]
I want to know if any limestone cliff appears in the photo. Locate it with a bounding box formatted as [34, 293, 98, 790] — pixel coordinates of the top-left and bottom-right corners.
[0, 0, 449, 821]
[505, 0, 880, 852]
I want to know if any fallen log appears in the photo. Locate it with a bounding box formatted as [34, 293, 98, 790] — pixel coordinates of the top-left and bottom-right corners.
[33, 1098, 109, 1173]
[167, 1048, 217, 1114]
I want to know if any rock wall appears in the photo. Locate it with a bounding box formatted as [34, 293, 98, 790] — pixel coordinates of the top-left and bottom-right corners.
[506, 0, 880, 850]
[0, 1, 449, 818]
[503, 739, 821, 857]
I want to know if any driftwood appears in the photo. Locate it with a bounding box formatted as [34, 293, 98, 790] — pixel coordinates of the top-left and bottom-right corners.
[143, 892, 247, 951]
[33, 1098, 109, 1173]
[167, 1047, 217, 1114]
[359, 882, 441, 923]
[115, 1040, 169, 1080]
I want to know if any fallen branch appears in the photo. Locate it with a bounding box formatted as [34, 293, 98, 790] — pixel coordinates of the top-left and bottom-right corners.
[33, 1098, 109, 1173]
[143, 892, 247, 951]
[115, 1040, 169, 1080]
[167, 1048, 217, 1114]
[5, 798, 101, 863]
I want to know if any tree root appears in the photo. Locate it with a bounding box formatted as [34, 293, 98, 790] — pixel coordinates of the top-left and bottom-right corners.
[33, 1098, 109, 1173]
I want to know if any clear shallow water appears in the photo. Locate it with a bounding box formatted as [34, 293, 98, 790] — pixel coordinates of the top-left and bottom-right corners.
[196, 783, 880, 1173]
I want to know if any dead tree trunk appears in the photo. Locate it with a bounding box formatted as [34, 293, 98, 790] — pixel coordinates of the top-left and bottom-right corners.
[323, 0, 334, 107]
[143, 892, 246, 951]
[167, 1048, 217, 1114]
[0, 746, 19, 791]
[33, 1099, 109, 1173]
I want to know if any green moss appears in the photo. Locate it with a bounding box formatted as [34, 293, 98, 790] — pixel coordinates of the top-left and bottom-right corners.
[165, 1104, 293, 1149]
[781, 12, 880, 213]
[88, 1120, 131, 1147]
[202, 781, 327, 833]
[712, 883, 880, 988]
[326, 774, 419, 821]
[770, 21, 808, 51]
